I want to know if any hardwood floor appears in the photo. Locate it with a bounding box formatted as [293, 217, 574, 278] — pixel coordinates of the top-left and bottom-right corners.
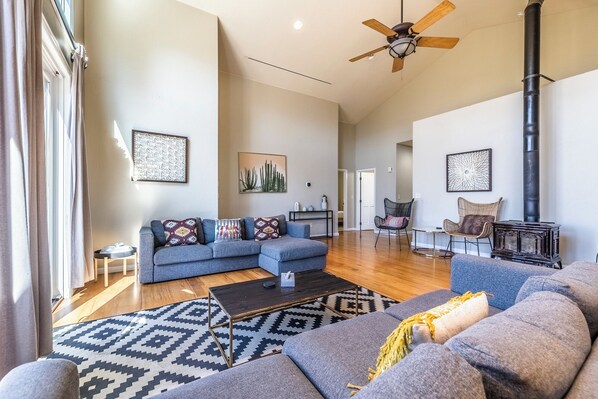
[52, 230, 451, 328]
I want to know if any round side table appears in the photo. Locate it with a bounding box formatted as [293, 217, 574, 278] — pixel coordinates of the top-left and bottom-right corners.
[94, 247, 137, 287]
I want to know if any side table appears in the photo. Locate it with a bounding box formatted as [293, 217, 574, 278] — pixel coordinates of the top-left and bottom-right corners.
[412, 227, 453, 258]
[94, 247, 137, 287]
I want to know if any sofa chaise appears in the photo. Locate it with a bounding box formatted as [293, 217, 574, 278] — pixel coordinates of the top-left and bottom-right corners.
[139, 215, 328, 283]
[3, 255, 597, 398]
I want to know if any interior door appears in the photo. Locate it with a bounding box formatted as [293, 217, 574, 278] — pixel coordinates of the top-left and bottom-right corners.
[360, 171, 376, 230]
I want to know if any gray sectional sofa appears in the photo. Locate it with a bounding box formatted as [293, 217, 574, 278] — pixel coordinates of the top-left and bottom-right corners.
[139, 215, 328, 283]
[3, 255, 597, 398]
[153, 254, 598, 399]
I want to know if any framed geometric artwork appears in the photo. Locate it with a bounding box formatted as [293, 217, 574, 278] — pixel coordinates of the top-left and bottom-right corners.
[446, 148, 492, 192]
[238, 152, 287, 193]
[132, 130, 188, 183]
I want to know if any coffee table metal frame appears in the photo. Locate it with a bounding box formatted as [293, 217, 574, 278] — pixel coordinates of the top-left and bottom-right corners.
[207, 271, 360, 368]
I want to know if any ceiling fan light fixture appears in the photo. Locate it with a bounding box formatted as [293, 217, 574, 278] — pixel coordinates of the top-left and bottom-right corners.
[388, 37, 417, 58]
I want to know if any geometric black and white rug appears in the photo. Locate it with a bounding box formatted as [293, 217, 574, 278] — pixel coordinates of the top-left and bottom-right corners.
[48, 287, 396, 399]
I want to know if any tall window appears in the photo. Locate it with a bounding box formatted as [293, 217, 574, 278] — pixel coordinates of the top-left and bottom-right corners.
[42, 18, 71, 302]
[54, 0, 73, 33]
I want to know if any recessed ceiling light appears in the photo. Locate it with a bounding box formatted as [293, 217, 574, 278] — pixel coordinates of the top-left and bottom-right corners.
[368, 54, 375, 60]
[293, 20, 303, 30]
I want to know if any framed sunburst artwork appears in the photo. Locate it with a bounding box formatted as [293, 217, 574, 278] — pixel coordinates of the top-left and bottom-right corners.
[446, 148, 492, 192]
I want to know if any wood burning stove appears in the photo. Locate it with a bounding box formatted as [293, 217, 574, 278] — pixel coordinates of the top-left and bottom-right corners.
[491, 221, 561, 268]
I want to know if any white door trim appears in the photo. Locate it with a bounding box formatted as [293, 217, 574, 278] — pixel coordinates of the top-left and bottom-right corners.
[338, 169, 348, 231]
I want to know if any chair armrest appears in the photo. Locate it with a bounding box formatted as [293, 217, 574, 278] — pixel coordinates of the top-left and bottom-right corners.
[476, 222, 494, 239]
[443, 219, 459, 234]
[450, 254, 556, 310]
[287, 221, 310, 239]
[0, 359, 79, 399]
[139, 226, 155, 283]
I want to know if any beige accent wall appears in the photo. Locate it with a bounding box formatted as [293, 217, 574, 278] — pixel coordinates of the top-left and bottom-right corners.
[355, 6, 598, 217]
[219, 73, 338, 236]
[84, 0, 219, 247]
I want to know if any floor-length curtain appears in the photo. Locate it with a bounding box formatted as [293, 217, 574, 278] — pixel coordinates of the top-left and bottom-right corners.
[0, 0, 53, 378]
[67, 45, 94, 291]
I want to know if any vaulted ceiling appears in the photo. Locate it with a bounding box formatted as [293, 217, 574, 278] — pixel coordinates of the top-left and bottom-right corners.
[178, 0, 598, 124]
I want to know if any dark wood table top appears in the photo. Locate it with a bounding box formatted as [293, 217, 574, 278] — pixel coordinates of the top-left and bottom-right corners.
[209, 270, 358, 320]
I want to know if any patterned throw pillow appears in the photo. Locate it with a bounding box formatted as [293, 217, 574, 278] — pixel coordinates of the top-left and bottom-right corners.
[162, 218, 198, 246]
[383, 216, 408, 228]
[458, 215, 495, 235]
[215, 219, 242, 242]
[254, 217, 280, 241]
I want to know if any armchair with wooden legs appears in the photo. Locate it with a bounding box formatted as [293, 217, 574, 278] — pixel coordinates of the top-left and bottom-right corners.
[443, 197, 502, 256]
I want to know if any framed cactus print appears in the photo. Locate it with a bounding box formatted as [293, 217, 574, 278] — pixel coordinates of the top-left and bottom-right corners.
[238, 152, 287, 193]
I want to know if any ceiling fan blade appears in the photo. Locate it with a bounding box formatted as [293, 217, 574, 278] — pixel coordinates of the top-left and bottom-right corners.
[417, 36, 459, 49]
[349, 45, 389, 62]
[392, 57, 404, 73]
[363, 19, 397, 37]
[411, 0, 456, 34]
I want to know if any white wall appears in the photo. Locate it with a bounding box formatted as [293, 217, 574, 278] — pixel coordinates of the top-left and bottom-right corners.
[84, 0, 219, 247]
[219, 73, 339, 236]
[413, 69, 598, 263]
[356, 6, 598, 218]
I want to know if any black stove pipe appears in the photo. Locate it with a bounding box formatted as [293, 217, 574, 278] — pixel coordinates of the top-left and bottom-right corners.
[523, 0, 543, 223]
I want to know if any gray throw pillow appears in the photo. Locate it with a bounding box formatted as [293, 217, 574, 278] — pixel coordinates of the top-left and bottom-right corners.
[516, 261, 598, 340]
[446, 291, 591, 399]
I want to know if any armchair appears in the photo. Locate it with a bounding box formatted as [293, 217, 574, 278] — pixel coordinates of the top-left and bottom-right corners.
[374, 198, 414, 249]
[443, 197, 502, 256]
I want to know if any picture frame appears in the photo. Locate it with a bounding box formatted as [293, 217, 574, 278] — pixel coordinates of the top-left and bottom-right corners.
[238, 152, 287, 193]
[132, 130, 188, 183]
[446, 148, 492, 192]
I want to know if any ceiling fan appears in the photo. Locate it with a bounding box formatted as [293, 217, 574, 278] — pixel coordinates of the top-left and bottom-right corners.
[350, 0, 460, 73]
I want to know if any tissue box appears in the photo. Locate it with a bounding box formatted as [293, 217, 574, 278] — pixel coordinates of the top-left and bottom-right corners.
[280, 272, 295, 287]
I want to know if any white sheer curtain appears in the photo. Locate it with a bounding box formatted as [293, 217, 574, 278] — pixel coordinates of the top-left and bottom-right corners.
[66, 45, 94, 292]
[0, 0, 53, 378]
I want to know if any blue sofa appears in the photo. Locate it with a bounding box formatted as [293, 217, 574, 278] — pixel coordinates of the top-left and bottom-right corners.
[138, 215, 328, 283]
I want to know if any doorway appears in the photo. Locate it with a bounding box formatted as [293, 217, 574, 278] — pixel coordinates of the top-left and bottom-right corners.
[396, 141, 413, 202]
[357, 169, 376, 231]
[338, 169, 348, 232]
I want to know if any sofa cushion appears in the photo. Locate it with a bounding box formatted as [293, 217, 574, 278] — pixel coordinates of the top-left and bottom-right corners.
[450, 254, 555, 310]
[260, 236, 328, 261]
[153, 354, 323, 399]
[207, 240, 261, 259]
[355, 344, 486, 399]
[215, 218, 243, 242]
[282, 312, 399, 399]
[565, 339, 598, 399]
[371, 292, 488, 381]
[446, 291, 591, 399]
[0, 359, 80, 399]
[458, 215, 495, 235]
[162, 218, 199, 246]
[152, 218, 204, 246]
[244, 214, 288, 240]
[154, 244, 213, 266]
[254, 217, 280, 241]
[385, 289, 501, 321]
[201, 219, 216, 243]
[516, 261, 598, 340]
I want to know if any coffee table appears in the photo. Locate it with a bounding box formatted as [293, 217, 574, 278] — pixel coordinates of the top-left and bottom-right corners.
[207, 270, 359, 367]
